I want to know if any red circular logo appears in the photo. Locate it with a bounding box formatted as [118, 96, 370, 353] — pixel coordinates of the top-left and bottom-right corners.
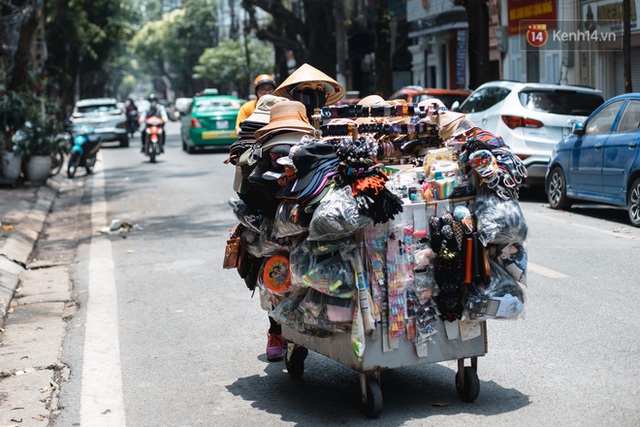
[526, 24, 548, 48]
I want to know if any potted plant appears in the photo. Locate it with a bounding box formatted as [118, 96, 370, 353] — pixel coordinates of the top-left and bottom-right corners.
[0, 90, 28, 181]
[12, 113, 67, 185]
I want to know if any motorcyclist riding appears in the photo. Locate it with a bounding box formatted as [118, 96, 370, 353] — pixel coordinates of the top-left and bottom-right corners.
[140, 93, 169, 153]
[125, 98, 139, 137]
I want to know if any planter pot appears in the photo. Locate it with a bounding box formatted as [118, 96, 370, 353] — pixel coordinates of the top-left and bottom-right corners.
[25, 155, 52, 185]
[1, 152, 23, 180]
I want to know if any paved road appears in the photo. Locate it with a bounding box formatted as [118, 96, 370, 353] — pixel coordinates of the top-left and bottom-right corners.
[3, 120, 640, 426]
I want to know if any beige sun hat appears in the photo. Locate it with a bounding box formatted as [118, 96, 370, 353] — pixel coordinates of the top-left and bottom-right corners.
[254, 100, 315, 141]
[244, 94, 289, 125]
[436, 110, 467, 139]
[358, 94, 385, 106]
[273, 63, 345, 105]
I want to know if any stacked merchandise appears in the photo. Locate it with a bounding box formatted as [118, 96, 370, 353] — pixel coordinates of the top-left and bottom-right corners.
[226, 98, 529, 361]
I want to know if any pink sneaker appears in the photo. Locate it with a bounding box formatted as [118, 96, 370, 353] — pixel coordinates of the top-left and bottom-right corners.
[266, 332, 285, 361]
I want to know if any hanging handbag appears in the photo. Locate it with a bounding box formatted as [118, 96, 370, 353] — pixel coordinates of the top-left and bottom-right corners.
[223, 224, 245, 270]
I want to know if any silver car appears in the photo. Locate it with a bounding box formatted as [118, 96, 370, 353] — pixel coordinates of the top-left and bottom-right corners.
[70, 98, 129, 147]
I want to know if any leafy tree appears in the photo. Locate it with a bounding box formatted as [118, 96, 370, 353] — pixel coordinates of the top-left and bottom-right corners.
[129, 0, 218, 98]
[43, 0, 140, 109]
[166, 0, 219, 97]
[193, 38, 274, 97]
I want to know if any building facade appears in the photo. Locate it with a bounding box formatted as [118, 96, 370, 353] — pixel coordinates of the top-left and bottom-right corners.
[405, 0, 640, 99]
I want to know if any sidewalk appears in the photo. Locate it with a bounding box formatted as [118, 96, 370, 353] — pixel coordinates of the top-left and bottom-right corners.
[0, 174, 81, 426]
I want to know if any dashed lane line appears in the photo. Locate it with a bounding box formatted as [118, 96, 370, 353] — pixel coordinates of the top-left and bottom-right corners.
[528, 261, 569, 279]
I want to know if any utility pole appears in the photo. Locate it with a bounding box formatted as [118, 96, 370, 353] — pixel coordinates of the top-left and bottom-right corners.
[623, 0, 633, 93]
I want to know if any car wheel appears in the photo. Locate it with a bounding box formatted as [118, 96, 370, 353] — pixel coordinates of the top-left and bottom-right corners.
[187, 144, 196, 154]
[628, 177, 640, 227]
[547, 166, 573, 210]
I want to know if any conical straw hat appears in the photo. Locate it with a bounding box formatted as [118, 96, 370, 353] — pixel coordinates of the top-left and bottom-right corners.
[273, 63, 345, 105]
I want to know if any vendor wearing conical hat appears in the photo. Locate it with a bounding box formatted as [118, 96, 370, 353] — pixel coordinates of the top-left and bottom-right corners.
[273, 63, 345, 119]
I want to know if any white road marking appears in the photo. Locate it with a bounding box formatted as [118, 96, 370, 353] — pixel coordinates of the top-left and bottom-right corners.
[528, 261, 568, 279]
[81, 153, 127, 425]
[530, 209, 639, 240]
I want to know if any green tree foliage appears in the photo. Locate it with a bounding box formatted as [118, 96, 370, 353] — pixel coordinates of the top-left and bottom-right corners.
[44, 0, 140, 108]
[193, 38, 274, 97]
[128, 0, 218, 98]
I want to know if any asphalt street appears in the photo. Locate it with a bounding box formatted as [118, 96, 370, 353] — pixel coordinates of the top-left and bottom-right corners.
[1, 121, 640, 426]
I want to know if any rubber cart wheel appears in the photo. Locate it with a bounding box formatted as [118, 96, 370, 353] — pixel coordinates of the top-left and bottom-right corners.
[456, 366, 480, 403]
[285, 344, 308, 379]
[361, 379, 383, 418]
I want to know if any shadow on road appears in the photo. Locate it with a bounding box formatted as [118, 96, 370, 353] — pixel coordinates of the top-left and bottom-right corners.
[227, 353, 529, 424]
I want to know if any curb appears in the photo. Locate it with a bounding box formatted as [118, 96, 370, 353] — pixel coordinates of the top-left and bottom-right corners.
[0, 178, 57, 323]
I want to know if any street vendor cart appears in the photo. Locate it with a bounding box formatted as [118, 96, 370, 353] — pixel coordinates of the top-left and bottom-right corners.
[226, 99, 528, 418]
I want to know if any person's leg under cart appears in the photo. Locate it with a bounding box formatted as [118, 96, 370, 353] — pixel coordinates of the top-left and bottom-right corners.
[266, 316, 285, 361]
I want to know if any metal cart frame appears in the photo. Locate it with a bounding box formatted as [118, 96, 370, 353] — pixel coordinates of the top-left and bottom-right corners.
[282, 318, 487, 417]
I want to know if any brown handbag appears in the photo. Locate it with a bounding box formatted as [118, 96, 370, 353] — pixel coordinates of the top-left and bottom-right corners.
[223, 224, 245, 270]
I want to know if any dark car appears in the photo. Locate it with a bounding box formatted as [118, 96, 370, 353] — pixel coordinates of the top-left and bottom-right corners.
[180, 91, 242, 153]
[545, 93, 640, 227]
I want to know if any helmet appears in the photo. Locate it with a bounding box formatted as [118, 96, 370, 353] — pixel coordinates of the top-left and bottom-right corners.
[254, 74, 276, 90]
[148, 93, 158, 102]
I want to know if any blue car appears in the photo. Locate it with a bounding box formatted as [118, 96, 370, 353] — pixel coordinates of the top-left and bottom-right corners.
[546, 93, 640, 227]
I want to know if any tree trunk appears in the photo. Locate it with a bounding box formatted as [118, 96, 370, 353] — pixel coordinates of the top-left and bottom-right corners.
[461, 0, 491, 89]
[9, 7, 38, 91]
[242, 0, 337, 79]
[373, 0, 393, 98]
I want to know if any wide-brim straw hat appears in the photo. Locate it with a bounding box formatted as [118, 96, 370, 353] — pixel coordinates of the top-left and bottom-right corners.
[273, 63, 345, 105]
[254, 100, 315, 141]
[437, 110, 467, 139]
[244, 94, 289, 125]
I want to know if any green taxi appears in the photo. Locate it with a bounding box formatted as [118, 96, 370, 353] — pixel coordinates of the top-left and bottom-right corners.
[180, 90, 243, 153]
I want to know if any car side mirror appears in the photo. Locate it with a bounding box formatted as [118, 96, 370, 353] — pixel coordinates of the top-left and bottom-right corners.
[450, 101, 460, 111]
[572, 121, 585, 136]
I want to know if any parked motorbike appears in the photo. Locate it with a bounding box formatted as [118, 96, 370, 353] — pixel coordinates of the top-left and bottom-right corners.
[67, 125, 102, 178]
[143, 116, 165, 163]
[126, 109, 140, 137]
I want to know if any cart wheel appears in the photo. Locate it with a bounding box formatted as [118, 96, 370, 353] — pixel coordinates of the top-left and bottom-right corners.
[285, 344, 308, 379]
[361, 379, 383, 418]
[456, 367, 480, 403]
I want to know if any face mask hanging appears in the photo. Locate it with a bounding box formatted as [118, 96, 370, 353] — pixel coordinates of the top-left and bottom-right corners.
[291, 88, 327, 117]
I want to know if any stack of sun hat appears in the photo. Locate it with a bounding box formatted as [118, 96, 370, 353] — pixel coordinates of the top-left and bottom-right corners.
[232, 95, 289, 195]
[254, 99, 315, 142]
[230, 94, 288, 162]
[248, 100, 315, 189]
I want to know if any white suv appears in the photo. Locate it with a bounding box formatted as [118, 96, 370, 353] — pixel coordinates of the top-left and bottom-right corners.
[456, 81, 604, 185]
[70, 98, 129, 147]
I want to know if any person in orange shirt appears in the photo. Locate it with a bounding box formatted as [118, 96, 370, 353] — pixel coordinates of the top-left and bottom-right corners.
[235, 74, 277, 132]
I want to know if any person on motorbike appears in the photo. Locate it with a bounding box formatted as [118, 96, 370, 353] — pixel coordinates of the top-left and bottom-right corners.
[235, 74, 277, 132]
[125, 98, 139, 136]
[139, 93, 169, 153]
